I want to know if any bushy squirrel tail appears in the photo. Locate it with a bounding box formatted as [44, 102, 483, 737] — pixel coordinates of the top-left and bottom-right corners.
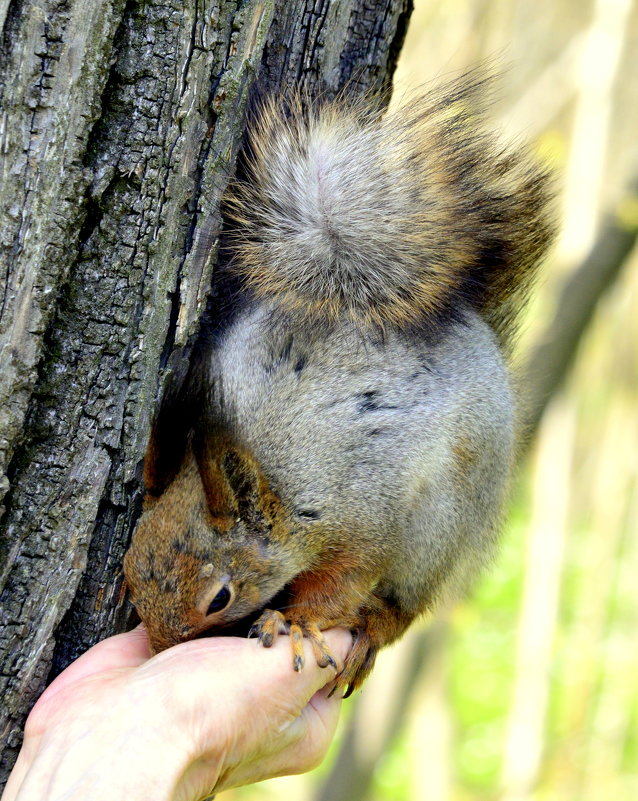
[224, 75, 554, 337]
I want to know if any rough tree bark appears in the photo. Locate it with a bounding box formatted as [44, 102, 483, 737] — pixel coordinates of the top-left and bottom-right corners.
[0, 0, 413, 782]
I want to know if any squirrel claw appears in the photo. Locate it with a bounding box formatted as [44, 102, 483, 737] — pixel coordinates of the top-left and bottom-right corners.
[248, 610, 339, 675]
[304, 621, 338, 670]
[323, 654, 338, 670]
[250, 609, 288, 648]
[290, 624, 305, 671]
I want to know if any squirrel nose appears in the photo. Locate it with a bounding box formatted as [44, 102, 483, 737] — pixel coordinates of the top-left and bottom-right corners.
[146, 618, 197, 654]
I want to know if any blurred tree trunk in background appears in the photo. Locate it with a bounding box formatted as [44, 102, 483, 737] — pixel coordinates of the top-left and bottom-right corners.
[0, 0, 413, 783]
[523, 182, 638, 437]
[316, 620, 451, 801]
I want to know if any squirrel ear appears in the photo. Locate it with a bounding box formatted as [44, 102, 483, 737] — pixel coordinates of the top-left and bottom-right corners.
[194, 435, 238, 530]
[219, 446, 288, 532]
[194, 439, 271, 532]
[219, 448, 260, 516]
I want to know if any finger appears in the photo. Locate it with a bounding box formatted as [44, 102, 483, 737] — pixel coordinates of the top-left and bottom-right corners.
[245, 627, 353, 706]
[320, 629, 353, 672]
[53, 627, 150, 685]
[29, 627, 151, 719]
[152, 627, 352, 710]
[1, 740, 37, 801]
[144, 628, 351, 759]
[275, 681, 344, 759]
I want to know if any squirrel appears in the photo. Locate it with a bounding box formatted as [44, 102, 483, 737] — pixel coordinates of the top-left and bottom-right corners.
[123, 75, 553, 695]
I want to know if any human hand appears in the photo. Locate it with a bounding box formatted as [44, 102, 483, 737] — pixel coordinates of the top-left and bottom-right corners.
[2, 626, 352, 801]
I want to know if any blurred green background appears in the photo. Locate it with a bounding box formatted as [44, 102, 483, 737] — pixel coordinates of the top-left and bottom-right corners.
[228, 1, 638, 798]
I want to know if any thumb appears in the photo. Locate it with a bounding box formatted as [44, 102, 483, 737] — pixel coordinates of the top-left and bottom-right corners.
[209, 629, 353, 793]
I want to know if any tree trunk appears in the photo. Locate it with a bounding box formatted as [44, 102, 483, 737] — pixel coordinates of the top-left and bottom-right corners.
[522, 182, 638, 438]
[0, 0, 412, 782]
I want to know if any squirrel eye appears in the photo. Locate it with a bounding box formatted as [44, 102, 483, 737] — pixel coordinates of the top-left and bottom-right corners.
[206, 585, 231, 616]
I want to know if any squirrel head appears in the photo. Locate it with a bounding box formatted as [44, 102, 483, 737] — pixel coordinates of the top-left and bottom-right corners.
[123, 445, 302, 654]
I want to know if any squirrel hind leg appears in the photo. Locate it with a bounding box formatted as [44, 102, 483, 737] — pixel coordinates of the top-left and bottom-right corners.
[336, 598, 414, 697]
[337, 637, 378, 699]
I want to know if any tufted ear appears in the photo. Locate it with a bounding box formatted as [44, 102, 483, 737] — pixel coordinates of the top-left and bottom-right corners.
[192, 433, 238, 531]
[193, 428, 286, 536]
[218, 447, 263, 522]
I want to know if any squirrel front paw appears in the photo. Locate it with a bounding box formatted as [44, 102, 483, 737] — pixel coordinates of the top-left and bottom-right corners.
[248, 609, 338, 672]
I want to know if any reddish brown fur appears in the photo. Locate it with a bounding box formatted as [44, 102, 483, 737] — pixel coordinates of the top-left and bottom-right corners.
[284, 564, 413, 693]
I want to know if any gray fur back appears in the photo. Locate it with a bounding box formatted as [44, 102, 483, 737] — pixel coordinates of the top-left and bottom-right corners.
[210, 305, 514, 614]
